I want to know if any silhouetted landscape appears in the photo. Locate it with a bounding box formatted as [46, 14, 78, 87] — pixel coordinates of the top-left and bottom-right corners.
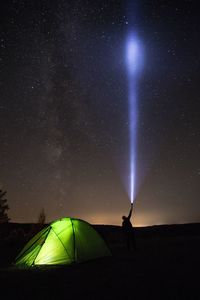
[0, 222, 200, 299]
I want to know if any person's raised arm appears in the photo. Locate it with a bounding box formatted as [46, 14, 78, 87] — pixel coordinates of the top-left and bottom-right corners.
[127, 203, 133, 219]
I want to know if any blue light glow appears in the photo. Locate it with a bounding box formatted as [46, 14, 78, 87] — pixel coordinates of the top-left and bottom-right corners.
[126, 33, 143, 203]
[126, 34, 143, 76]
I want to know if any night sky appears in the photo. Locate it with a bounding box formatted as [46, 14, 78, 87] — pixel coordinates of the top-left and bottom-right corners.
[0, 0, 199, 226]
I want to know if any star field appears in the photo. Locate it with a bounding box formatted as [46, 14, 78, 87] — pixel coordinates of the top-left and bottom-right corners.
[0, 0, 199, 225]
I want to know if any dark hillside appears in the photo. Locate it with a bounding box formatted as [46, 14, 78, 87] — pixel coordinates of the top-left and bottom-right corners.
[0, 222, 200, 299]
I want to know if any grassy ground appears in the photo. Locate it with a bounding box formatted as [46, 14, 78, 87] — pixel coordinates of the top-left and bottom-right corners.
[0, 223, 200, 299]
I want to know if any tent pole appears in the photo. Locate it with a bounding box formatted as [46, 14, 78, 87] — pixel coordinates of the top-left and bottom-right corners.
[71, 219, 76, 262]
[31, 226, 51, 267]
[15, 226, 49, 263]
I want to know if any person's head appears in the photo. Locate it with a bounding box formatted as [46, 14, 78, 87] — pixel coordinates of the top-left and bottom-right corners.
[122, 216, 126, 220]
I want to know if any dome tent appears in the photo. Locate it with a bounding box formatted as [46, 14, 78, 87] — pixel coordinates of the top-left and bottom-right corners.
[15, 218, 111, 267]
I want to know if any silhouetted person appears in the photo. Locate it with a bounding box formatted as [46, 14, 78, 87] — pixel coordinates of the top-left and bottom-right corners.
[122, 203, 136, 250]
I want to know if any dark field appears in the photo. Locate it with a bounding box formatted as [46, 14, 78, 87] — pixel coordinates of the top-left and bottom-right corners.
[0, 222, 200, 299]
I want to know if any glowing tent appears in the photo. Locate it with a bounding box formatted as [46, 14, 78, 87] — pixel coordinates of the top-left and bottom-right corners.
[15, 218, 111, 267]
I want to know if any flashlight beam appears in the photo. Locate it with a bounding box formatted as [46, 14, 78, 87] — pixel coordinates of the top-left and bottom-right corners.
[126, 33, 143, 203]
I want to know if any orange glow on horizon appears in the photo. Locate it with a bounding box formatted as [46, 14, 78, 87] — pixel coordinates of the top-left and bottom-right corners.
[82, 212, 165, 227]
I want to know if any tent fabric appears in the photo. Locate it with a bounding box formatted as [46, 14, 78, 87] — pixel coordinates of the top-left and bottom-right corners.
[15, 218, 111, 266]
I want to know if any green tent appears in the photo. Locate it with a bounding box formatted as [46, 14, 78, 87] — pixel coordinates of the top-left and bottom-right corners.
[15, 218, 111, 267]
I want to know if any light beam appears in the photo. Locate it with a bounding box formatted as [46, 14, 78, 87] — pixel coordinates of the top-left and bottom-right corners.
[126, 33, 143, 203]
